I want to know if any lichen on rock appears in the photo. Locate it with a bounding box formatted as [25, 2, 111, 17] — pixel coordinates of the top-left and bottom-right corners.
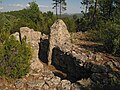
[48, 19, 71, 65]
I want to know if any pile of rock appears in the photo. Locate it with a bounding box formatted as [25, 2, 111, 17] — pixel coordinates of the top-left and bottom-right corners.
[9, 26, 84, 90]
[47, 19, 120, 90]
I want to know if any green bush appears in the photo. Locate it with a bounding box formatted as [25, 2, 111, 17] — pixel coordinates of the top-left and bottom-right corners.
[63, 17, 76, 32]
[0, 14, 19, 43]
[89, 21, 120, 54]
[0, 36, 31, 78]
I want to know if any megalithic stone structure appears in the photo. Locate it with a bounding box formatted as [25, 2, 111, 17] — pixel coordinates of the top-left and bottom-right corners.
[48, 19, 71, 65]
[11, 27, 43, 70]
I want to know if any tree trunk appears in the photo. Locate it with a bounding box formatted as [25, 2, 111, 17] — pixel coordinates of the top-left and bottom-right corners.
[85, 3, 88, 13]
[56, 3, 58, 17]
[60, 0, 62, 17]
[92, 0, 98, 25]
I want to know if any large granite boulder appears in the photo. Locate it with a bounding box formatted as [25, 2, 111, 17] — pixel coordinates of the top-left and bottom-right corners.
[48, 19, 70, 65]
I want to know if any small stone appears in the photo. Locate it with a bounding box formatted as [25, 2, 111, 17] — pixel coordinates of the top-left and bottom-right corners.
[15, 79, 24, 89]
[77, 78, 91, 87]
[27, 80, 45, 88]
[27, 81, 36, 88]
[79, 63, 83, 66]
[37, 80, 45, 88]
[36, 69, 41, 73]
[51, 76, 61, 86]
[95, 54, 102, 61]
[38, 76, 44, 80]
[44, 76, 52, 81]
[23, 78, 27, 83]
[71, 83, 82, 90]
[42, 84, 49, 90]
[44, 71, 54, 78]
[61, 80, 71, 90]
[107, 61, 114, 68]
[31, 73, 40, 77]
[47, 80, 54, 87]
[88, 52, 94, 60]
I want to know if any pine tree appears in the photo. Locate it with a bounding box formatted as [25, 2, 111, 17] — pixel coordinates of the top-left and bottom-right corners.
[81, 0, 94, 13]
[52, 0, 59, 16]
[59, 0, 67, 17]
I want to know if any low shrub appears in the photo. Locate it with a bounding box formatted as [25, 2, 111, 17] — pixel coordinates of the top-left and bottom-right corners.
[88, 21, 120, 54]
[0, 36, 31, 78]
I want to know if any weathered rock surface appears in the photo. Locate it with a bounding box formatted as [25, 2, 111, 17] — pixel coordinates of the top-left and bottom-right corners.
[12, 27, 43, 70]
[48, 19, 71, 65]
[47, 20, 120, 89]
[20, 27, 41, 44]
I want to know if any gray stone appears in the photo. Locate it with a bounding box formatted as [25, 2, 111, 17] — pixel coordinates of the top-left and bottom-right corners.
[46, 80, 54, 87]
[44, 72, 54, 81]
[15, 79, 24, 89]
[42, 84, 49, 90]
[51, 76, 61, 86]
[44, 76, 52, 81]
[27, 80, 36, 88]
[36, 80, 45, 88]
[48, 19, 70, 65]
[71, 83, 82, 90]
[61, 80, 71, 90]
[27, 80, 45, 88]
[20, 27, 41, 44]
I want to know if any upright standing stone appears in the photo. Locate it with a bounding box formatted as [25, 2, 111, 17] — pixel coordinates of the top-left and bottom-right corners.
[48, 19, 70, 65]
[20, 27, 43, 70]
